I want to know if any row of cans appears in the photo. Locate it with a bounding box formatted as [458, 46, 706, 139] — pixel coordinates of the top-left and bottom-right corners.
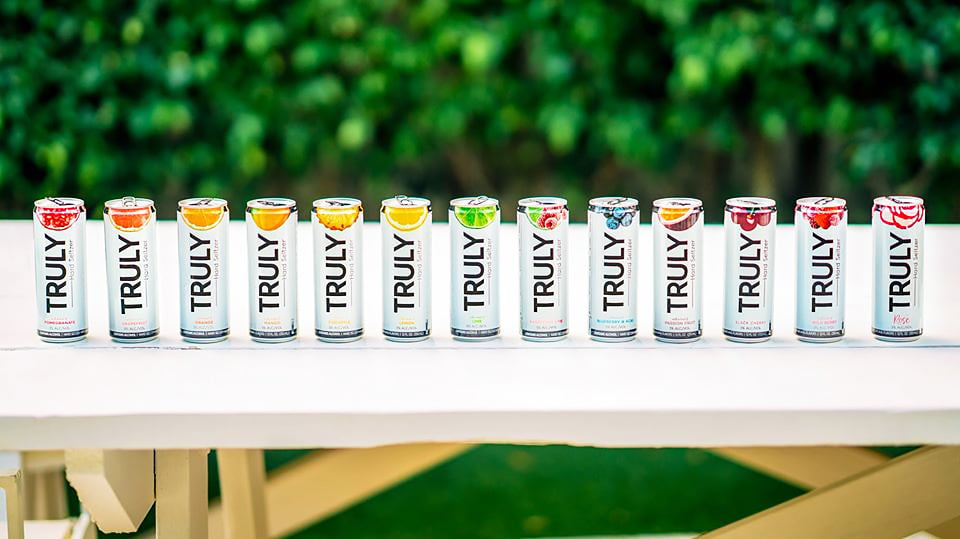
[33, 194, 925, 344]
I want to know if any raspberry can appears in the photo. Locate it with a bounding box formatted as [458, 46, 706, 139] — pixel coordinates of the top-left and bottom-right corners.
[449, 196, 500, 341]
[177, 198, 230, 343]
[588, 197, 638, 342]
[381, 196, 432, 342]
[518, 197, 569, 341]
[33, 197, 88, 342]
[104, 197, 159, 343]
[652, 198, 703, 343]
[246, 198, 298, 343]
[872, 196, 924, 341]
[723, 197, 776, 342]
[313, 197, 364, 342]
[795, 197, 846, 342]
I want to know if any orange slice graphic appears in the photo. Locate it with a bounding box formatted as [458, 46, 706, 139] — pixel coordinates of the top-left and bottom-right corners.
[250, 208, 292, 231]
[181, 207, 225, 231]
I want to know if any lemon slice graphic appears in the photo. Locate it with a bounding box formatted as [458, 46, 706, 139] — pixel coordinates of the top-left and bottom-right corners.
[383, 205, 429, 231]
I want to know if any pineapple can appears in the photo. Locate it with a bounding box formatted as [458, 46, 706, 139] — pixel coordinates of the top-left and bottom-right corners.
[381, 196, 432, 341]
[246, 198, 298, 343]
[872, 196, 924, 341]
[449, 196, 500, 341]
[795, 197, 846, 342]
[33, 197, 88, 342]
[518, 197, 569, 341]
[652, 198, 703, 343]
[104, 197, 159, 342]
[723, 197, 776, 342]
[177, 198, 230, 343]
[313, 197, 364, 342]
[588, 197, 638, 342]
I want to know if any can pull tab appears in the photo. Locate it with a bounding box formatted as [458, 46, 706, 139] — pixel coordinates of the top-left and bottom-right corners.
[396, 195, 413, 206]
[121, 196, 137, 207]
[469, 196, 489, 206]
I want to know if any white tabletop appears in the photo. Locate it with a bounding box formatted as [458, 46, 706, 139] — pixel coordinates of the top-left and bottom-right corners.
[1, 221, 958, 450]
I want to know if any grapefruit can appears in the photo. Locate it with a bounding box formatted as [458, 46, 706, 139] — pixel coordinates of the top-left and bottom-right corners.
[33, 197, 88, 342]
[723, 197, 776, 342]
[449, 196, 500, 341]
[246, 198, 298, 343]
[177, 198, 230, 343]
[518, 197, 569, 341]
[652, 198, 703, 343]
[795, 197, 846, 342]
[381, 196, 432, 341]
[313, 197, 363, 342]
[588, 197, 638, 342]
[104, 197, 159, 342]
[872, 196, 924, 341]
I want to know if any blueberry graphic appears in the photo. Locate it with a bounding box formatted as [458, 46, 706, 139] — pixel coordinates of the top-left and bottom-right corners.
[621, 213, 633, 226]
[606, 217, 619, 229]
[603, 211, 613, 219]
[613, 207, 625, 218]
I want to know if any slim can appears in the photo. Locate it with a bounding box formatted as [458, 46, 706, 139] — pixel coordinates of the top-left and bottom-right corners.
[872, 196, 924, 341]
[652, 197, 703, 343]
[723, 197, 776, 342]
[104, 197, 159, 342]
[33, 197, 87, 342]
[381, 196, 431, 341]
[795, 197, 846, 342]
[177, 198, 229, 343]
[313, 197, 363, 342]
[246, 198, 298, 343]
[449, 196, 500, 341]
[588, 197, 638, 342]
[518, 197, 569, 341]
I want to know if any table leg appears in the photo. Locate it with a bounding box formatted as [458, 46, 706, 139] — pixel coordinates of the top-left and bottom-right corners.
[216, 449, 268, 539]
[0, 468, 25, 539]
[156, 449, 209, 538]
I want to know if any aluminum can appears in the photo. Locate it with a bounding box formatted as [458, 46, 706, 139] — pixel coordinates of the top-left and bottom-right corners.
[795, 197, 846, 342]
[33, 197, 87, 342]
[872, 196, 924, 341]
[518, 197, 569, 341]
[449, 196, 500, 341]
[723, 197, 776, 342]
[313, 197, 363, 342]
[588, 197, 638, 342]
[652, 197, 703, 343]
[246, 198, 298, 343]
[381, 196, 431, 341]
[104, 197, 159, 342]
[177, 198, 229, 343]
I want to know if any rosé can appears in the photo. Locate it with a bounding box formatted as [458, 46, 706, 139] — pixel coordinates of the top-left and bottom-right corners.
[246, 198, 298, 343]
[177, 198, 230, 343]
[723, 197, 776, 342]
[588, 197, 638, 342]
[33, 197, 88, 342]
[449, 196, 500, 341]
[518, 197, 569, 341]
[104, 197, 159, 342]
[313, 197, 364, 342]
[381, 196, 432, 341]
[872, 196, 924, 341]
[795, 197, 846, 342]
[652, 198, 703, 343]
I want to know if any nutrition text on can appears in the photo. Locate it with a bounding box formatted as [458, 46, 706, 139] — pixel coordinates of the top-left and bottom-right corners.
[33, 197, 88, 342]
[313, 197, 364, 342]
[795, 197, 846, 342]
[652, 198, 703, 343]
[723, 197, 776, 342]
[518, 197, 568, 341]
[381, 196, 432, 341]
[104, 197, 159, 342]
[177, 198, 230, 343]
[872, 196, 924, 341]
[246, 198, 298, 343]
[588, 197, 638, 342]
[449, 196, 500, 341]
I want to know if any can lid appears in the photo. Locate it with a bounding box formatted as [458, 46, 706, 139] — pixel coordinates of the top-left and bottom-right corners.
[381, 195, 431, 209]
[726, 197, 776, 212]
[873, 195, 924, 207]
[313, 197, 362, 210]
[247, 198, 297, 211]
[179, 197, 228, 209]
[518, 196, 568, 209]
[450, 195, 499, 209]
[105, 197, 154, 210]
[588, 197, 638, 210]
[796, 196, 846, 211]
[35, 197, 84, 209]
[652, 197, 703, 211]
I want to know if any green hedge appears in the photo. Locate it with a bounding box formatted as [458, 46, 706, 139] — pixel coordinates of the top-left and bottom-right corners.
[2, 0, 959, 221]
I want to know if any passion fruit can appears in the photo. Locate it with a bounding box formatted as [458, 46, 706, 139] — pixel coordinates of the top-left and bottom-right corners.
[449, 196, 500, 341]
[795, 197, 846, 342]
[588, 197, 638, 342]
[381, 196, 432, 341]
[313, 198, 363, 342]
[518, 197, 569, 341]
[246, 198, 298, 343]
[652, 198, 703, 343]
[104, 197, 159, 342]
[872, 196, 924, 341]
[723, 197, 776, 342]
[177, 198, 229, 343]
[33, 197, 88, 342]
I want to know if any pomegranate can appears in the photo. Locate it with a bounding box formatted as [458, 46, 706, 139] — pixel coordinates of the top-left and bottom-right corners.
[723, 197, 776, 342]
[518, 197, 569, 341]
[177, 198, 230, 343]
[588, 197, 638, 342]
[872, 196, 924, 341]
[33, 197, 88, 342]
[652, 198, 703, 343]
[104, 197, 159, 342]
[449, 196, 500, 341]
[313, 198, 364, 342]
[246, 198, 298, 343]
[795, 197, 846, 342]
[381, 196, 432, 342]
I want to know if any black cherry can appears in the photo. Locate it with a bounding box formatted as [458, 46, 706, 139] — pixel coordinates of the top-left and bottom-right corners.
[723, 197, 776, 342]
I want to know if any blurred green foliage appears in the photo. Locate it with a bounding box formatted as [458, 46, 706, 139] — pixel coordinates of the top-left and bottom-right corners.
[2, 0, 959, 221]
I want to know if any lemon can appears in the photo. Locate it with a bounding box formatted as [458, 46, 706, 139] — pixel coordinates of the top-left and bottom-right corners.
[177, 198, 229, 343]
[449, 196, 499, 341]
[104, 197, 159, 342]
[518, 197, 569, 341]
[652, 197, 703, 343]
[246, 198, 298, 343]
[381, 196, 431, 341]
[313, 198, 363, 342]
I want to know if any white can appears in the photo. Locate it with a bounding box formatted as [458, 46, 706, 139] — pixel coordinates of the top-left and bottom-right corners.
[33, 197, 88, 342]
[723, 197, 776, 342]
[246, 198, 298, 343]
[872, 196, 924, 341]
[104, 197, 159, 342]
[518, 197, 569, 341]
[449, 196, 500, 341]
[177, 198, 230, 343]
[381, 196, 432, 341]
[795, 197, 846, 342]
[313, 197, 364, 342]
[588, 197, 638, 342]
[652, 197, 703, 343]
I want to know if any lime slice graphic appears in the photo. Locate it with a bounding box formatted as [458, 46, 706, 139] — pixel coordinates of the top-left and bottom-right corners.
[455, 206, 497, 229]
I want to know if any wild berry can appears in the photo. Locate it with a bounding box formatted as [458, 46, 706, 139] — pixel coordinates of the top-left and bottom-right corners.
[33, 197, 88, 342]
[588, 197, 638, 342]
[177, 198, 229, 343]
[518, 197, 569, 341]
[652, 198, 703, 343]
[313, 197, 363, 342]
[872, 196, 924, 341]
[449, 196, 500, 341]
[104, 197, 159, 343]
[723, 197, 776, 342]
[246, 198, 298, 343]
[381, 196, 431, 341]
[795, 197, 846, 342]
